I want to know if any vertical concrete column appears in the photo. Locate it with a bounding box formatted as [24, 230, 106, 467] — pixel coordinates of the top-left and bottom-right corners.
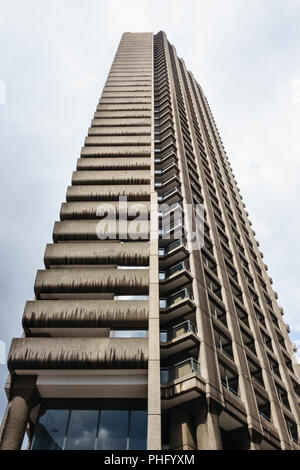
[248, 428, 262, 450]
[0, 375, 40, 450]
[195, 397, 222, 450]
[147, 32, 161, 450]
[169, 405, 197, 450]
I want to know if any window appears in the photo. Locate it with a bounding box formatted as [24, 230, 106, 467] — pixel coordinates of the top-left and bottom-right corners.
[256, 394, 271, 422]
[219, 363, 239, 396]
[31, 400, 147, 451]
[209, 297, 227, 326]
[285, 418, 298, 444]
[214, 329, 234, 360]
[110, 330, 147, 338]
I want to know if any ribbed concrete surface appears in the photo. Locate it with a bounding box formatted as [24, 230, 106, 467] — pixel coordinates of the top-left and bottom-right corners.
[8, 337, 148, 370]
[44, 241, 149, 267]
[22, 299, 148, 329]
[60, 201, 151, 219]
[34, 268, 149, 297]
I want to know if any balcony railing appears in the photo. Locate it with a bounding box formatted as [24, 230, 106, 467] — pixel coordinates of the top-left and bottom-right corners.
[251, 375, 264, 387]
[158, 202, 182, 218]
[158, 239, 187, 257]
[157, 186, 181, 202]
[155, 173, 178, 188]
[160, 320, 197, 343]
[161, 358, 201, 385]
[160, 288, 194, 309]
[216, 344, 234, 360]
[221, 381, 240, 397]
[159, 218, 183, 236]
[258, 411, 271, 422]
[159, 261, 189, 281]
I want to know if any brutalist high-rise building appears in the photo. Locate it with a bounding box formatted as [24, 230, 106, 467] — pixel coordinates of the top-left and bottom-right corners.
[0, 32, 299, 451]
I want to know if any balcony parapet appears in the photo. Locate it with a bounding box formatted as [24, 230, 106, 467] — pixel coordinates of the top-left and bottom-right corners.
[88, 126, 150, 137]
[66, 185, 150, 202]
[71, 170, 150, 186]
[84, 135, 151, 147]
[22, 300, 148, 331]
[8, 337, 148, 371]
[60, 201, 150, 220]
[34, 268, 149, 298]
[44, 242, 149, 268]
[80, 146, 151, 158]
[53, 221, 150, 242]
[76, 157, 151, 171]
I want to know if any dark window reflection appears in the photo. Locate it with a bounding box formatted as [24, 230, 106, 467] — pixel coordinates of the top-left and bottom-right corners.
[97, 410, 128, 450]
[31, 409, 69, 450]
[129, 410, 147, 450]
[65, 410, 98, 450]
[31, 401, 147, 450]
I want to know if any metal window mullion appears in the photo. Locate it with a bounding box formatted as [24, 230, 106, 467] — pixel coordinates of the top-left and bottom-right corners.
[62, 409, 72, 451]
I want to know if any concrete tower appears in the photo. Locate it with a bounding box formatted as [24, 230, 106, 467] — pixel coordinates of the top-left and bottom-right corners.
[0, 32, 299, 451]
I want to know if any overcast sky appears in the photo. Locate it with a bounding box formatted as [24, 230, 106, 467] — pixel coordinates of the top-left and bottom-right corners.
[0, 0, 300, 426]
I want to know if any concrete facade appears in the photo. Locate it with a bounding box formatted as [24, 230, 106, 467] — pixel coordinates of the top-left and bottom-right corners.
[0, 31, 299, 451]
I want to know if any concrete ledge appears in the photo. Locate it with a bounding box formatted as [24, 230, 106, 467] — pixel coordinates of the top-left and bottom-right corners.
[60, 201, 150, 220]
[71, 170, 150, 185]
[80, 146, 151, 157]
[44, 241, 149, 267]
[23, 299, 148, 330]
[88, 127, 151, 136]
[34, 268, 149, 298]
[66, 184, 150, 202]
[8, 337, 148, 371]
[91, 118, 151, 127]
[53, 220, 150, 241]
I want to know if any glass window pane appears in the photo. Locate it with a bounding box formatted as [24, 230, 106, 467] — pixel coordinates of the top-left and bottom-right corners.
[97, 410, 128, 450]
[32, 409, 69, 450]
[129, 410, 147, 450]
[65, 410, 98, 450]
[110, 330, 147, 338]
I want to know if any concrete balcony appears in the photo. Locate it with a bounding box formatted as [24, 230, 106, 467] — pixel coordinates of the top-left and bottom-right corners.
[88, 126, 151, 137]
[76, 156, 151, 171]
[105, 80, 152, 86]
[99, 97, 151, 105]
[91, 117, 151, 127]
[160, 288, 196, 324]
[22, 299, 148, 334]
[66, 184, 150, 202]
[159, 262, 192, 295]
[8, 337, 148, 372]
[71, 170, 150, 186]
[158, 240, 189, 269]
[80, 145, 151, 158]
[157, 186, 182, 206]
[52, 221, 150, 242]
[95, 106, 151, 114]
[60, 201, 150, 220]
[34, 268, 149, 299]
[84, 135, 151, 147]
[44, 242, 149, 268]
[101, 91, 152, 98]
[160, 321, 199, 359]
[161, 358, 205, 408]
